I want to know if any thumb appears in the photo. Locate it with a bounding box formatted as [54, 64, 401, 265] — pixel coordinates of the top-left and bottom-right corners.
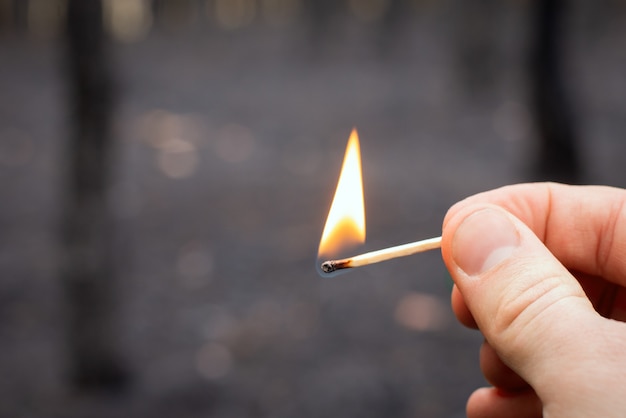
[442, 205, 599, 393]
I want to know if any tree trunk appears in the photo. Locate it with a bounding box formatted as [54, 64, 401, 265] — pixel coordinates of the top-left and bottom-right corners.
[529, 0, 581, 183]
[63, 0, 129, 391]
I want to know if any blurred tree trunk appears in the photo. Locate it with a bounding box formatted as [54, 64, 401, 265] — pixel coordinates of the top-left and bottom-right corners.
[62, 0, 129, 391]
[529, 0, 581, 183]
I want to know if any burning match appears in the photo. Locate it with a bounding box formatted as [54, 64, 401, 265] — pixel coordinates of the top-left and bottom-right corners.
[320, 236, 442, 274]
[317, 128, 440, 276]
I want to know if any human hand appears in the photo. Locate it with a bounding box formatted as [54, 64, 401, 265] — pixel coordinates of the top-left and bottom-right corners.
[441, 183, 626, 417]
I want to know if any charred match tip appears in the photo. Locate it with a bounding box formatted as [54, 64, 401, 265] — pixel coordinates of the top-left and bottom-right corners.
[321, 261, 336, 273]
[321, 260, 350, 274]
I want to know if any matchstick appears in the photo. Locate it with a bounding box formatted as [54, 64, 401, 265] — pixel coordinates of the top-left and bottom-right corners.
[320, 236, 442, 274]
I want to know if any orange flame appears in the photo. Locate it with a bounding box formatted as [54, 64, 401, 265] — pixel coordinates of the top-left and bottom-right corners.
[318, 128, 365, 259]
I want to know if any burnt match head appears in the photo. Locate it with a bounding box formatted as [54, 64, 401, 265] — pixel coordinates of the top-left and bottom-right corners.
[320, 259, 351, 274]
[321, 261, 336, 274]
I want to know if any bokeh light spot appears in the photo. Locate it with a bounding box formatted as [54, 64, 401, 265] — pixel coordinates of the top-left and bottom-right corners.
[156, 137, 199, 178]
[103, 0, 152, 43]
[394, 292, 448, 332]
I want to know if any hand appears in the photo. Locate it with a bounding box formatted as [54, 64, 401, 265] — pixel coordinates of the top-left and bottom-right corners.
[441, 183, 626, 417]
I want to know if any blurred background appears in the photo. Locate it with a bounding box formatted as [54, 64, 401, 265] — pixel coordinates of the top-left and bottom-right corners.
[1, 0, 626, 417]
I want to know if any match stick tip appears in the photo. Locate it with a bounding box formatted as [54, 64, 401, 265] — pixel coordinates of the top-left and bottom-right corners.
[321, 261, 336, 274]
[321, 259, 351, 274]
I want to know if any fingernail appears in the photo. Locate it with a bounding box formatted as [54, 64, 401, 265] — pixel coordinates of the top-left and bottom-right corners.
[453, 208, 520, 276]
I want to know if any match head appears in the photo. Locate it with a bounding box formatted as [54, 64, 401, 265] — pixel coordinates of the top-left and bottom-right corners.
[320, 259, 351, 274]
[321, 261, 336, 274]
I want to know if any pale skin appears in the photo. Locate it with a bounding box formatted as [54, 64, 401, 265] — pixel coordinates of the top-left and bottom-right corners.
[441, 182, 626, 418]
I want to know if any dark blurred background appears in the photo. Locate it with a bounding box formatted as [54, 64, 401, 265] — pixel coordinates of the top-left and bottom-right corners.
[1, 0, 626, 417]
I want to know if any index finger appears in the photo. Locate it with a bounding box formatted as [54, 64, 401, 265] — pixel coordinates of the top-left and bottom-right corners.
[444, 182, 626, 286]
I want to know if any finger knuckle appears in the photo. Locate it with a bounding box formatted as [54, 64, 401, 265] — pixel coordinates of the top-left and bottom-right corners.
[491, 274, 565, 347]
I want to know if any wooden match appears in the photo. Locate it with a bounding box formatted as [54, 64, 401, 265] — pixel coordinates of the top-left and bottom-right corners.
[320, 236, 442, 274]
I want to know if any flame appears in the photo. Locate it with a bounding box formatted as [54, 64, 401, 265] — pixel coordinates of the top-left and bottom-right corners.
[318, 128, 365, 259]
